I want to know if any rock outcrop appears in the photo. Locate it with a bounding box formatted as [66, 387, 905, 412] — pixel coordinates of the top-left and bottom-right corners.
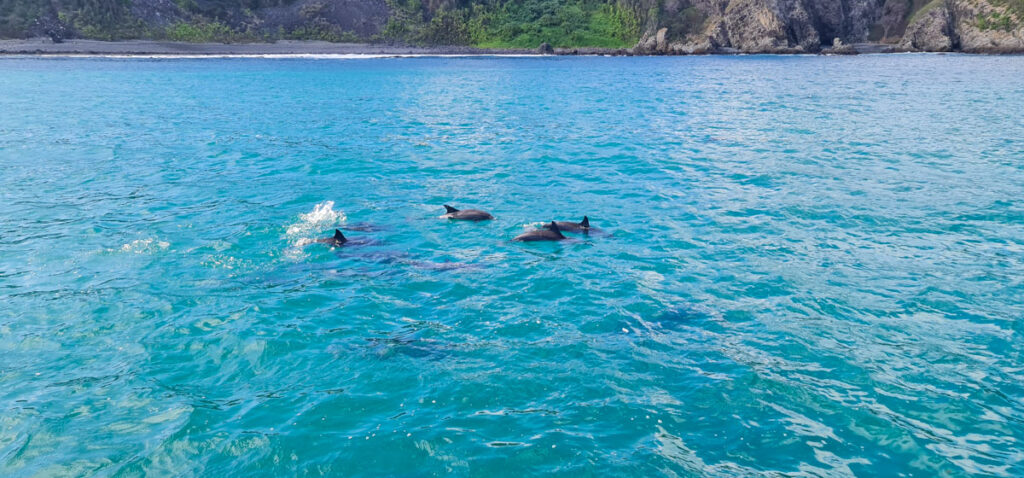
[951, 0, 1024, 52]
[825, 37, 859, 54]
[634, 0, 1024, 53]
[899, 2, 956, 51]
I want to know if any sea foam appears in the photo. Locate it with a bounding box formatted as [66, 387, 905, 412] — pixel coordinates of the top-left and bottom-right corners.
[284, 201, 346, 259]
[117, 239, 170, 254]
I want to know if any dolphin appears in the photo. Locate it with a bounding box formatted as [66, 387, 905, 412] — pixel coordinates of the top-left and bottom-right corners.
[342, 222, 387, 232]
[366, 336, 448, 360]
[442, 204, 494, 221]
[313, 229, 348, 247]
[513, 221, 567, 242]
[545, 216, 590, 233]
[344, 251, 483, 271]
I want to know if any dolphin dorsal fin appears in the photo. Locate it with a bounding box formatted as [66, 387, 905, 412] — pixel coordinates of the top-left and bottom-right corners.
[580, 216, 590, 228]
[549, 221, 565, 238]
[333, 229, 346, 242]
[444, 205, 459, 214]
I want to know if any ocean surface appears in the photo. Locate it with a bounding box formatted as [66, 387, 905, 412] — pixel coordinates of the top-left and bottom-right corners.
[1, 54, 1023, 477]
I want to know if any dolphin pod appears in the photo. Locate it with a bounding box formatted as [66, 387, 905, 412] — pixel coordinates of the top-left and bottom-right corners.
[310, 204, 594, 247]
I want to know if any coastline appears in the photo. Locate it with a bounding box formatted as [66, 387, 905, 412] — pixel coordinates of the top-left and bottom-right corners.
[0, 38, 911, 57]
[0, 39, 535, 57]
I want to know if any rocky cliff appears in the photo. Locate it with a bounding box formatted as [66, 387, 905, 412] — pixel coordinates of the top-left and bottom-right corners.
[632, 0, 1024, 53]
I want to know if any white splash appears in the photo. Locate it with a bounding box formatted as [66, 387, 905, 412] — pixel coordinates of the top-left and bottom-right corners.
[118, 239, 170, 254]
[284, 201, 347, 260]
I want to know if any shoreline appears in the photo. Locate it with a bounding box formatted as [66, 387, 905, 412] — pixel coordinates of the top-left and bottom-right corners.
[2, 38, 1021, 57]
[0, 39, 536, 57]
[0, 38, 920, 57]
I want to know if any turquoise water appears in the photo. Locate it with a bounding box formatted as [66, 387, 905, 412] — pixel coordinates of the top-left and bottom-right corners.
[1, 54, 1023, 476]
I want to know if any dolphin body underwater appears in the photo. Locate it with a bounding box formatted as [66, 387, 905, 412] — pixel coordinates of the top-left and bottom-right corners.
[309, 229, 480, 270]
[545, 216, 590, 233]
[442, 205, 494, 221]
[514, 221, 567, 242]
[341, 222, 387, 232]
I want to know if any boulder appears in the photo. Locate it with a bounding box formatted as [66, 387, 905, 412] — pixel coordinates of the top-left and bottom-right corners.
[655, 27, 669, 52]
[26, 9, 69, 43]
[825, 37, 858, 54]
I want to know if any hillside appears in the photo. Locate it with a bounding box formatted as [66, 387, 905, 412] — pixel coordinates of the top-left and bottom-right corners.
[1, 0, 1022, 53]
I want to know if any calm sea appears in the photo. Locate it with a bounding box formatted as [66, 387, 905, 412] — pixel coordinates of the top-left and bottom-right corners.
[1, 54, 1022, 476]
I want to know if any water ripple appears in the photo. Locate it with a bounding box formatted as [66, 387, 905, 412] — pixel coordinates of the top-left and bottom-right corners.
[1, 55, 1023, 476]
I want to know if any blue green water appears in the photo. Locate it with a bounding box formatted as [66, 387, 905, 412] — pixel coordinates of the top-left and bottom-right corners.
[1, 54, 1023, 476]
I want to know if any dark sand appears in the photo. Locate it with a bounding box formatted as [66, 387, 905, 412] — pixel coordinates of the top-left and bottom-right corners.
[0, 39, 539, 56]
[0, 38, 902, 56]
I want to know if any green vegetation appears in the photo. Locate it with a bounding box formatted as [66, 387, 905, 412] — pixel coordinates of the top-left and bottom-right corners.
[0, 0, 641, 47]
[991, 0, 1024, 18]
[285, 21, 364, 43]
[978, 0, 1022, 30]
[470, 1, 640, 48]
[0, 0, 151, 40]
[977, 12, 1015, 30]
[384, 0, 640, 48]
[0, 0, 51, 38]
[165, 21, 240, 42]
